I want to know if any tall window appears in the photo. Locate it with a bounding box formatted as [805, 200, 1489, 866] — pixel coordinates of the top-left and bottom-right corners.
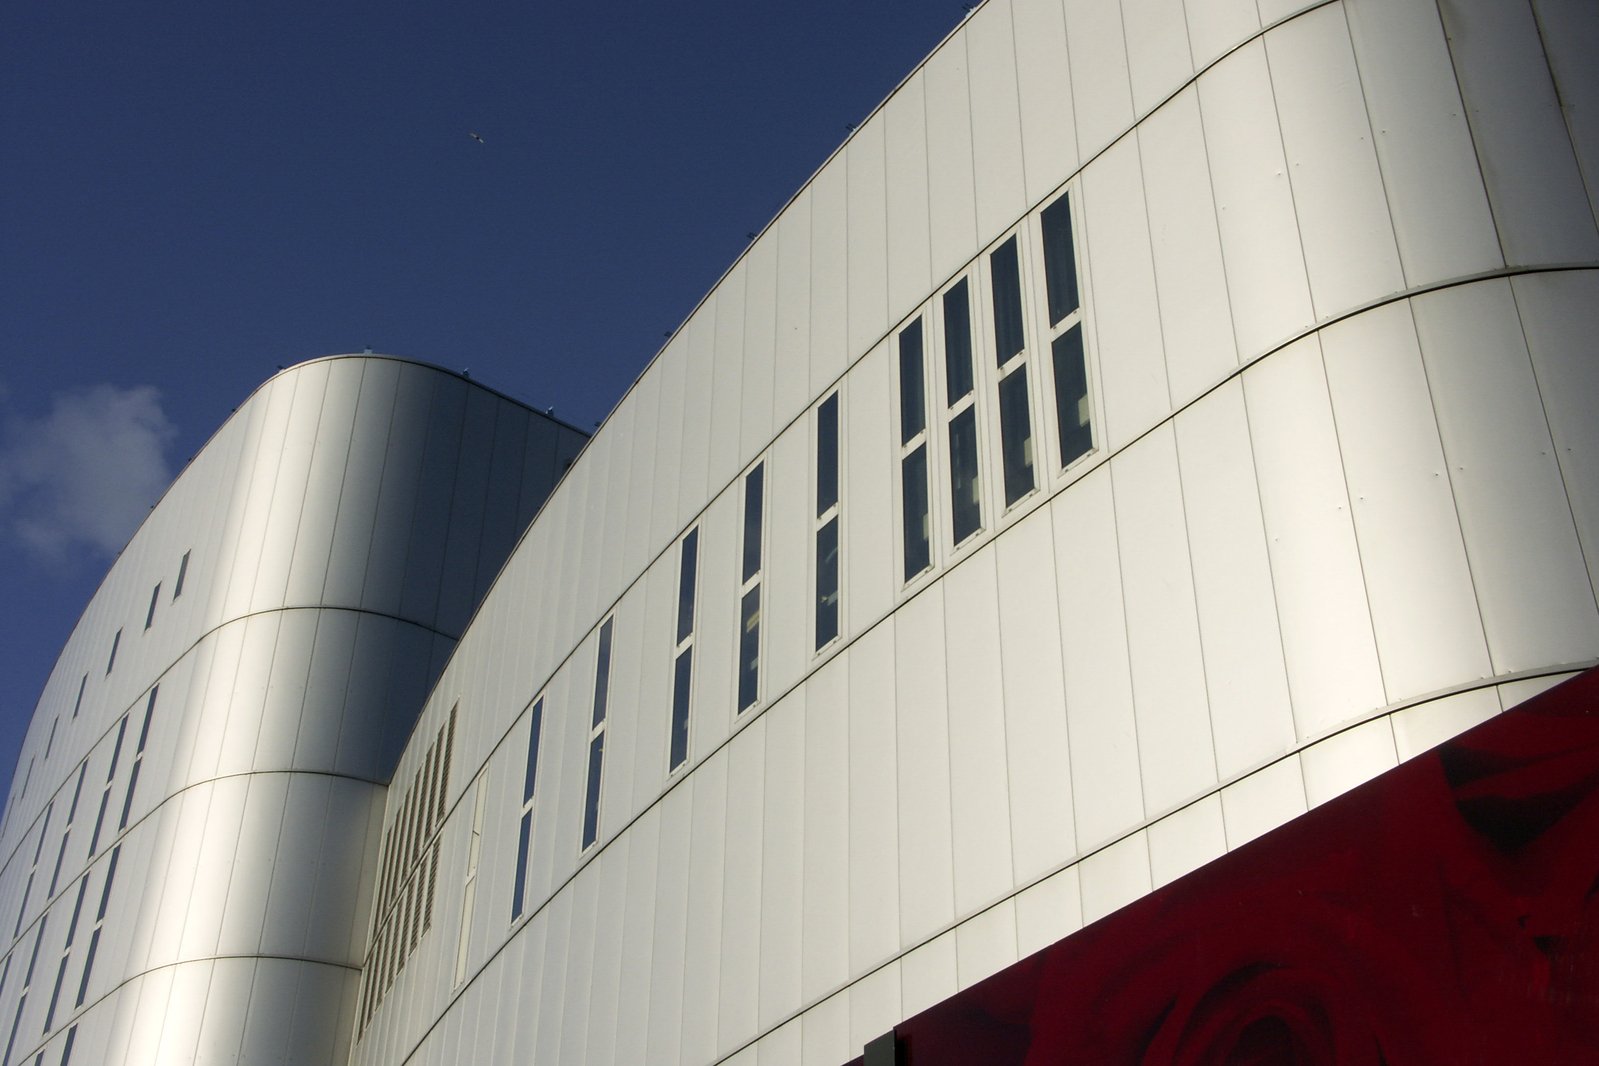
[87, 716, 128, 858]
[510, 698, 544, 921]
[944, 280, 983, 545]
[990, 236, 1036, 506]
[898, 318, 932, 581]
[173, 550, 190, 599]
[1040, 193, 1093, 468]
[670, 530, 698, 771]
[117, 686, 158, 831]
[12, 804, 53, 939]
[814, 394, 841, 649]
[582, 619, 613, 851]
[738, 463, 764, 713]
[73, 844, 120, 1010]
[71, 675, 86, 720]
[143, 583, 161, 630]
[104, 629, 120, 676]
[456, 781, 488, 985]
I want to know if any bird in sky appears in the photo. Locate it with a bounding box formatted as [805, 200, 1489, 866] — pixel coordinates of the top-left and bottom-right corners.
[469, 131, 486, 144]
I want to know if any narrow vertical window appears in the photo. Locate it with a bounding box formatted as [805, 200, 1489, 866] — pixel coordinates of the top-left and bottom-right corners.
[173, 550, 190, 599]
[898, 318, 932, 582]
[47, 764, 87, 898]
[943, 280, 983, 544]
[117, 687, 157, 832]
[143, 584, 161, 630]
[74, 844, 120, 1009]
[582, 619, 613, 851]
[43, 719, 57, 762]
[12, 805, 54, 939]
[456, 781, 486, 984]
[991, 236, 1036, 505]
[43, 876, 89, 1033]
[737, 463, 764, 713]
[87, 716, 128, 859]
[71, 676, 86, 720]
[670, 531, 697, 771]
[511, 699, 543, 922]
[1040, 192, 1094, 469]
[104, 630, 120, 676]
[814, 394, 841, 649]
[3, 916, 47, 1065]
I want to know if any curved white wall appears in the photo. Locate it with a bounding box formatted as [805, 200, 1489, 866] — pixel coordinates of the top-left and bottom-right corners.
[353, 2, 1599, 1065]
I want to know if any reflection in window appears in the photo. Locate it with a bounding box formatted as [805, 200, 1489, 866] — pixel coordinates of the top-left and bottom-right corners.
[943, 280, 974, 402]
[1053, 326, 1092, 467]
[582, 619, 614, 850]
[1041, 196, 1080, 326]
[815, 516, 840, 648]
[899, 318, 932, 582]
[671, 530, 698, 771]
[738, 464, 764, 712]
[510, 698, 543, 922]
[998, 368, 1035, 506]
[902, 445, 930, 579]
[949, 408, 982, 543]
[991, 236, 1026, 365]
[815, 394, 842, 649]
[173, 550, 190, 599]
[1041, 191, 1094, 471]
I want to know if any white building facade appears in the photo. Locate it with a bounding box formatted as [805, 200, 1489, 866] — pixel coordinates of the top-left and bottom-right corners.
[4, 0, 1598, 1062]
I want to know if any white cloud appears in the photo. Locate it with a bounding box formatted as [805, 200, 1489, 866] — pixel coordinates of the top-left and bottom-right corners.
[0, 384, 178, 563]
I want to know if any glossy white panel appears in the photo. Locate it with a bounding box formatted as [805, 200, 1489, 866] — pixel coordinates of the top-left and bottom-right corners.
[126, 966, 176, 1064]
[847, 623, 899, 974]
[1012, 0, 1079, 204]
[1123, 0, 1193, 115]
[1514, 272, 1599, 599]
[154, 960, 213, 1063]
[298, 610, 357, 776]
[628, 561, 674, 814]
[924, 36, 979, 283]
[221, 377, 293, 617]
[559, 863, 599, 1066]
[1114, 426, 1217, 815]
[1182, 0, 1259, 68]
[995, 507, 1075, 884]
[1014, 864, 1083, 959]
[597, 404, 636, 617]
[1500, 671, 1580, 708]
[760, 685, 805, 1031]
[1199, 40, 1314, 356]
[289, 964, 351, 1065]
[810, 161, 850, 396]
[1412, 281, 1599, 671]
[625, 368, 664, 582]
[682, 750, 728, 1066]
[894, 585, 956, 945]
[311, 777, 381, 963]
[803, 657, 850, 1002]
[1320, 301, 1492, 699]
[362, 364, 434, 618]
[847, 116, 889, 360]
[179, 777, 247, 960]
[148, 784, 207, 966]
[1388, 688, 1498, 761]
[800, 991, 849, 1066]
[1052, 467, 1144, 849]
[535, 891, 573, 1066]
[613, 806, 659, 1066]
[741, 235, 780, 461]
[898, 931, 957, 1019]
[260, 775, 331, 958]
[884, 72, 933, 321]
[1175, 381, 1296, 779]
[1139, 87, 1238, 406]
[719, 716, 766, 1056]
[603, 575, 645, 825]
[1343, 0, 1501, 285]
[773, 189, 814, 430]
[1244, 336, 1385, 738]
[1084, 135, 1171, 450]
[1147, 792, 1226, 888]
[955, 898, 1017, 991]
[252, 362, 326, 610]
[323, 360, 401, 608]
[1301, 717, 1398, 807]
[1079, 830, 1151, 925]
[848, 960, 901, 1053]
[216, 613, 278, 776]
[764, 423, 812, 699]
[399, 379, 467, 626]
[711, 267, 748, 496]
[1270, 6, 1404, 318]
[845, 343, 895, 634]
[1440, 0, 1599, 265]
[677, 308, 716, 532]
[966, 2, 1026, 240]
[1535, 0, 1599, 209]
[758, 1020, 802, 1066]
[1220, 754, 1306, 849]
[1064, 0, 1135, 159]
[650, 340, 687, 554]
[693, 493, 738, 761]
[253, 610, 317, 770]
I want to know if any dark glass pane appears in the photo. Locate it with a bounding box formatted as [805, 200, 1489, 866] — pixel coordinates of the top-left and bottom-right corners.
[1041, 195, 1079, 325]
[943, 280, 974, 404]
[899, 319, 926, 445]
[816, 393, 839, 516]
[581, 733, 605, 850]
[998, 367, 1035, 505]
[815, 517, 840, 648]
[174, 550, 189, 598]
[591, 619, 613, 729]
[1052, 325, 1093, 468]
[116, 762, 140, 829]
[522, 699, 544, 803]
[676, 529, 699, 645]
[991, 236, 1025, 365]
[510, 812, 531, 919]
[901, 445, 931, 580]
[136, 687, 157, 752]
[949, 408, 982, 543]
[738, 587, 761, 712]
[96, 846, 119, 921]
[670, 649, 693, 770]
[74, 929, 100, 1007]
[742, 463, 764, 583]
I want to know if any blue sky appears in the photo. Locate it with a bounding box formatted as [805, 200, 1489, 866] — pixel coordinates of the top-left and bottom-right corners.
[0, 0, 967, 803]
